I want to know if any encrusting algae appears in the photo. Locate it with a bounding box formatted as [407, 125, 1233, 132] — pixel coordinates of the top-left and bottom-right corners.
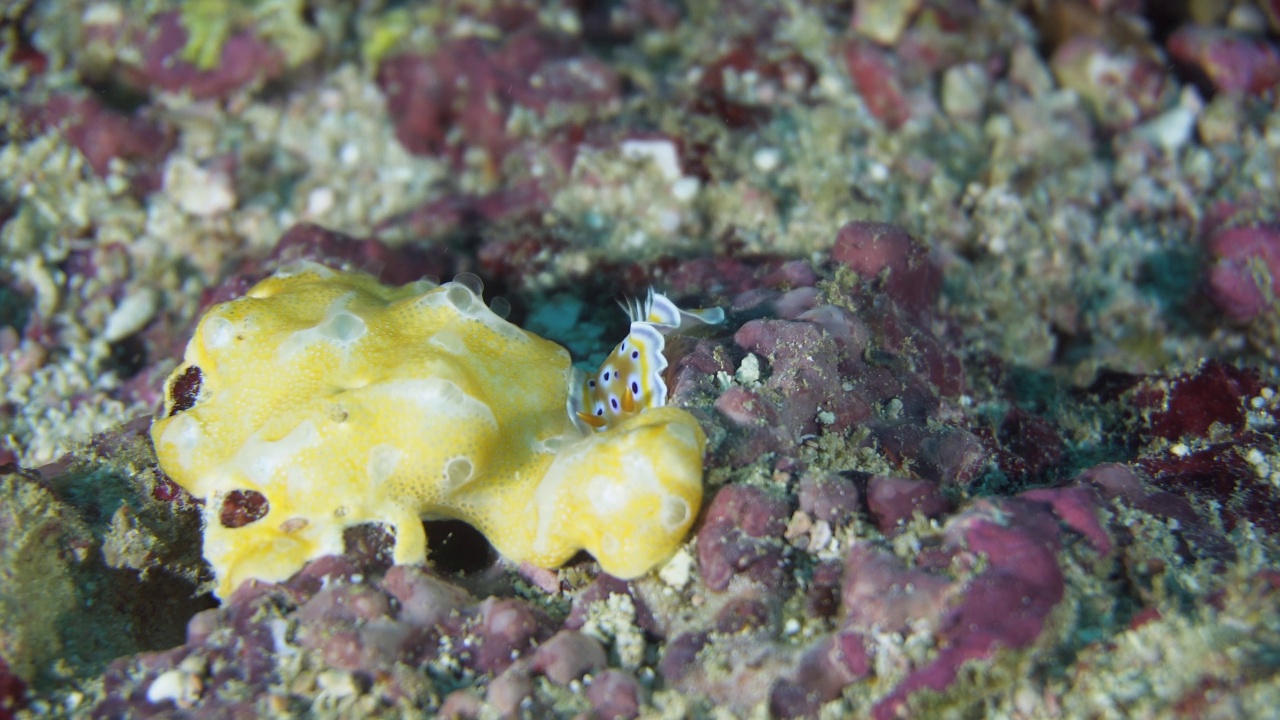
[150, 263, 714, 597]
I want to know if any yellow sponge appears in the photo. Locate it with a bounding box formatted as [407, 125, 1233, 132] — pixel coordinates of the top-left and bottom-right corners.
[151, 264, 706, 597]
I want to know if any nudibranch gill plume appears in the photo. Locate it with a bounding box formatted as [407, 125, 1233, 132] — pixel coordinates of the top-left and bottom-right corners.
[150, 264, 719, 598]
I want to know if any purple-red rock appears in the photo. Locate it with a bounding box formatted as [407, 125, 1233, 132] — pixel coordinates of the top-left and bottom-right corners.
[295, 584, 392, 626]
[28, 94, 172, 188]
[875, 423, 987, 486]
[841, 545, 955, 635]
[805, 560, 844, 619]
[769, 632, 871, 719]
[438, 690, 482, 719]
[793, 304, 872, 374]
[376, 31, 618, 165]
[381, 565, 472, 628]
[1021, 485, 1113, 556]
[284, 554, 372, 599]
[121, 12, 285, 99]
[773, 286, 822, 319]
[843, 40, 911, 129]
[872, 498, 1067, 719]
[486, 663, 533, 716]
[668, 339, 734, 406]
[530, 630, 607, 685]
[1131, 359, 1262, 441]
[658, 631, 708, 684]
[726, 318, 860, 455]
[697, 485, 791, 591]
[565, 575, 659, 638]
[831, 222, 942, 313]
[1076, 462, 1234, 561]
[471, 598, 548, 674]
[996, 407, 1067, 480]
[1204, 222, 1280, 323]
[1137, 441, 1278, 536]
[268, 223, 456, 288]
[1168, 24, 1280, 96]
[0, 656, 27, 719]
[865, 475, 951, 534]
[797, 471, 862, 527]
[588, 669, 642, 720]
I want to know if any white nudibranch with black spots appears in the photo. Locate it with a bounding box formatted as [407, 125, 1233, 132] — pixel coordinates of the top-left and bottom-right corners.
[573, 289, 725, 431]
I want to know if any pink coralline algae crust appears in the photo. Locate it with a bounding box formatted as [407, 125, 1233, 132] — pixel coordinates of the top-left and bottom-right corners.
[864, 474, 951, 534]
[1168, 24, 1280, 96]
[697, 484, 792, 592]
[1204, 222, 1280, 324]
[1118, 361, 1280, 536]
[797, 471, 862, 527]
[88, 536, 572, 718]
[25, 94, 173, 192]
[118, 12, 285, 100]
[1138, 442, 1279, 536]
[376, 31, 619, 165]
[1130, 359, 1263, 441]
[698, 222, 968, 473]
[0, 656, 26, 720]
[766, 487, 1112, 719]
[831, 220, 941, 316]
[843, 40, 913, 130]
[867, 492, 1099, 720]
[1077, 462, 1236, 562]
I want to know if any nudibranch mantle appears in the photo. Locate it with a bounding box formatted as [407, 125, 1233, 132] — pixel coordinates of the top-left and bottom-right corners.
[151, 264, 707, 598]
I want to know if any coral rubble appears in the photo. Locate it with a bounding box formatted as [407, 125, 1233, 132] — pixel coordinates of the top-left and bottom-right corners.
[2, 0, 1279, 718]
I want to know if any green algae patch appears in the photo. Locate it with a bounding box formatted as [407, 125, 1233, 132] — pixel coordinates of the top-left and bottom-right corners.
[0, 475, 86, 686]
[0, 426, 213, 696]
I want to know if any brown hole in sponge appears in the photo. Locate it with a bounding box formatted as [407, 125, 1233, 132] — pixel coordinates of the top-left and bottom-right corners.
[169, 365, 203, 415]
[220, 489, 269, 528]
[424, 519, 496, 575]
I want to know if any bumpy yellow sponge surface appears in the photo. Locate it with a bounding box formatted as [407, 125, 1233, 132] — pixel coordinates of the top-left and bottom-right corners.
[151, 265, 706, 597]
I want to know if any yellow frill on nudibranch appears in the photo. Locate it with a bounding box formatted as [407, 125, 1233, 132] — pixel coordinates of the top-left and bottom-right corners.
[150, 264, 709, 598]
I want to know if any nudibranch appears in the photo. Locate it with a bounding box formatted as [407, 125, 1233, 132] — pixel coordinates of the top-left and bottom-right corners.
[150, 263, 716, 598]
[573, 289, 724, 430]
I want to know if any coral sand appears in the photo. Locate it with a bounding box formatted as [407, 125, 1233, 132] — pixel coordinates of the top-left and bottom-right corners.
[2, 0, 1280, 718]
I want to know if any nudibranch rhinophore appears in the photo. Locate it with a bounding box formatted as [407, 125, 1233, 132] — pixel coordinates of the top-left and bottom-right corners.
[150, 263, 716, 598]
